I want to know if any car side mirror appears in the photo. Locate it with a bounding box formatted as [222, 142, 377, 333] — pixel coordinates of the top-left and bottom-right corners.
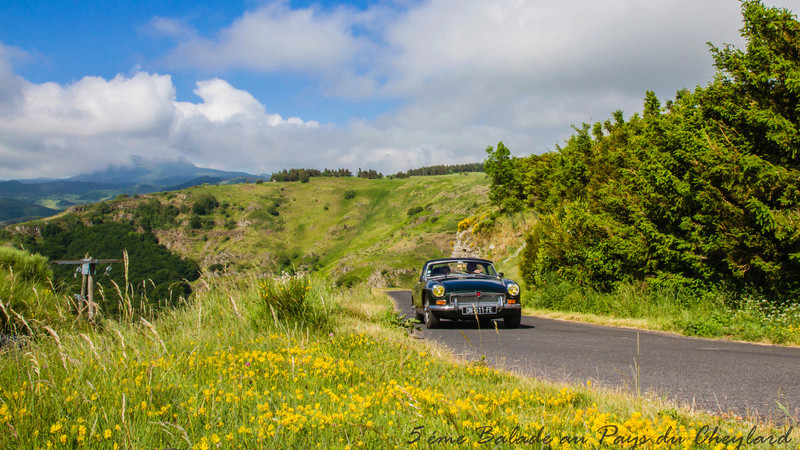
[498, 272, 504, 278]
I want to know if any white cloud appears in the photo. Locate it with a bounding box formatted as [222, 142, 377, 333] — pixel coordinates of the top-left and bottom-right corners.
[176, 78, 266, 122]
[5, 72, 176, 137]
[162, 1, 366, 73]
[383, 0, 742, 96]
[0, 70, 323, 179]
[152, 0, 753, 163]
[146, 17, 197, 40]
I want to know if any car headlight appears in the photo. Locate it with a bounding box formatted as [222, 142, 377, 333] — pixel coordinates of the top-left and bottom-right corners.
[432, 284, 445, 298]
[507, 283, 520, 296]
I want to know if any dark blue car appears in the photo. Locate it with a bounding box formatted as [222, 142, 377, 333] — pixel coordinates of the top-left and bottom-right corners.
[411, 257, 522, 329]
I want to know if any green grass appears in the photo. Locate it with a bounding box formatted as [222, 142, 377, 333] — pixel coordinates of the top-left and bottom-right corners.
[521, 274, 800, 345]
[5, 173, 800, 446]
[0, 247, 83, 335]
[0, 271, 795, 448]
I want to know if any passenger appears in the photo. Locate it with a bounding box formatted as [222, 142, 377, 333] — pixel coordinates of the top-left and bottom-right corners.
[466, 262, 483, 274]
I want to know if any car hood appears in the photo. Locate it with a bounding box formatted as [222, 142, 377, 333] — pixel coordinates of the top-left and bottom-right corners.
[440, 278, 507, 293]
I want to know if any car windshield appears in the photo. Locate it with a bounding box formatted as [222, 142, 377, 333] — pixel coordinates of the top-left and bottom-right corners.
[426, 260, 497, 278]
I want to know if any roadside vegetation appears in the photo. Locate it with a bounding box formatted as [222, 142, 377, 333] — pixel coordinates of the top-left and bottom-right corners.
[0, 247, 796, 448]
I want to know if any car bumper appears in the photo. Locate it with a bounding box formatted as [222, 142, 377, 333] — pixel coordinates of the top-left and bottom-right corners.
[428, 302, 521, 320]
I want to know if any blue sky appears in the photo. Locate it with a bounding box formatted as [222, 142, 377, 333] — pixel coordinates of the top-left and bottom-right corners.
[0, 0, 794, 179]
[0, 0, 388, 123]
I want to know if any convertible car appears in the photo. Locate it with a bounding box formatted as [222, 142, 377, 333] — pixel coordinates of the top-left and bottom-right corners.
[411, 258, 522, 329]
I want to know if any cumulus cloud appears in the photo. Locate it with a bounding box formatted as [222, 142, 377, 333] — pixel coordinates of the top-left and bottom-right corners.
[5, 73, 175, 137]
[0, 69, 323, 179]
[162, 2, 367, 73]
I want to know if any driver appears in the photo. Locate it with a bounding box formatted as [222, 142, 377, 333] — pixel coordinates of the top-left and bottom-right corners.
[466, 262, 483, 274]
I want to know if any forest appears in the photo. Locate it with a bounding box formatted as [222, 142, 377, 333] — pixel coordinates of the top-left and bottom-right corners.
[485, 1, 800, 303]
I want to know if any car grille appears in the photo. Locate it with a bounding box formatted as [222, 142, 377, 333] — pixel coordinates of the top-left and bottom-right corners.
[451, 293, 503, 305]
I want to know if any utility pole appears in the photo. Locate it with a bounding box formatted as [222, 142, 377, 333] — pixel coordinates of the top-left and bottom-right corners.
[52, 255, 124, 320]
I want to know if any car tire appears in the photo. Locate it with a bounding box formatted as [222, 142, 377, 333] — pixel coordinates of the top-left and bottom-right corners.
[504, 311, 521, 329]
[423, 297, 439, 329]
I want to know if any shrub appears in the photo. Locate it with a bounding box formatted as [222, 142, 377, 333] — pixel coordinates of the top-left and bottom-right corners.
[407, 206, 424, 216]
[0, 246, 52, 284]
[192, 194, 219, 215]
[0, 247, 65, 334]
[23, 222, 200, 314]
[256, 275, 318, 324]
[189, 215, 203, 230]
[336, 272, 362, 288]
[343, 190, 356, 200]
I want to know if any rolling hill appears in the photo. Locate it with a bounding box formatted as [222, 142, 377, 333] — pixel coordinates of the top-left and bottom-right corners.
[7, 173, 494, 288]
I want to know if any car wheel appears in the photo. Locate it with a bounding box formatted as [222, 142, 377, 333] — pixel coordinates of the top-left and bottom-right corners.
[423, 297, 439, 329]
[504, 311, 521, 329]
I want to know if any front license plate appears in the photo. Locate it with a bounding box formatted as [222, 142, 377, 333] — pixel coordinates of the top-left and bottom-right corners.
[461, 306, 496, 315]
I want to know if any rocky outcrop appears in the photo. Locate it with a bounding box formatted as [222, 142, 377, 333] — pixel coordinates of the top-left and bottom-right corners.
[451, 229, 481, 258]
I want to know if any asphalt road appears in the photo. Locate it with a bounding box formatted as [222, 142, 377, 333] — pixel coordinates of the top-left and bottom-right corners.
[387, 290, 800, 423]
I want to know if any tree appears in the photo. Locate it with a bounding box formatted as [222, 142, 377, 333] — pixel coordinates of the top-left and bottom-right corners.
[484, 142, 524, 214]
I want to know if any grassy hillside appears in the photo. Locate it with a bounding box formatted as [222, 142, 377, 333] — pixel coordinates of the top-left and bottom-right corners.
[13, 173, 489, 288]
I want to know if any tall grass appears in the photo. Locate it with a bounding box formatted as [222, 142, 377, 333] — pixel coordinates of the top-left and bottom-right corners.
[0, 247, 76, 335]
[254, 272, 333, 329]
[0, 271, 795, 448]
[0, 247, 52, 284]
[528, 273, 800, 344]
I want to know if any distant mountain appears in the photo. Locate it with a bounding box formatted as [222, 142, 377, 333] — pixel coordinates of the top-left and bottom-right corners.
[0, 198, 59, 225]
[69, 158, 257, 187]
[0, 180, 123, 196]
[0, 158, 269, 224]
